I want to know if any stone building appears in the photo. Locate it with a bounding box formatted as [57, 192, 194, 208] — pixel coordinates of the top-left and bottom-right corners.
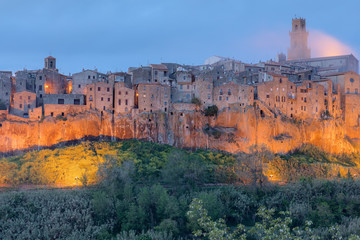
[108, 72, 132, 88]
[287, 18, 311, 60]
[149, 64, 170, 85]
[129, 66, 152, 85]
[86, 82, 113, 112]
[114, 82, 134, 115]
[172, 71, 194, 103]
[12, 91, 36, 117]
[294, 80, 325, 119]
[213, 82, 254, 110]
[0, 71, 12, 109]
[136, 83, 170, 113]
[43, 94, 85, 105]
[193, 74, 214, 107]
[15, 70, 37, 93]
[256, 74, 296, 117]
[72, 69, 108, 94]
[288, 55, 359, 74]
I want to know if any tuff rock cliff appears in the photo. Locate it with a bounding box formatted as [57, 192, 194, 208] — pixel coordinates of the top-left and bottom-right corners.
[0, 106, 358, 156]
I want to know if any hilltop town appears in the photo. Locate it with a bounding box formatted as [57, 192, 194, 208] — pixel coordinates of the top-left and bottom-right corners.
[1, 18, 360, 154]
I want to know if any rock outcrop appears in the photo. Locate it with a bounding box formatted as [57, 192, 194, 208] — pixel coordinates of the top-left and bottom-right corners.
[0, 107, 357, 156]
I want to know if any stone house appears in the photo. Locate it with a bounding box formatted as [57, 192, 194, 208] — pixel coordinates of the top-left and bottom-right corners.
[72, 69, 108, 95]
[136, 83, 170, 113]
[213, 82, 254, 111]
[12, 91, 37, 117]
[193, 74, 214, 107]
[256, 74, 296, 117]
[114, 82, 134, 115]
[108, 72, 132, 88]
[43, 94, 85, 105]
[0, 71, 12, 109]
[129, 66, 152, 84]
[172, 71, 194, 103]
[149, 64, 170, 85]
[86, 82, 113, 112]
[294, 80, 325, 120]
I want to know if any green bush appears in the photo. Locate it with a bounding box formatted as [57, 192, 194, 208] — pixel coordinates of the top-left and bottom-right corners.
[204, 105, 218, 116]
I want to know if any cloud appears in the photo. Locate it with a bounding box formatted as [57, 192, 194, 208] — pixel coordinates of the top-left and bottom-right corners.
[309, 30, 357, 58]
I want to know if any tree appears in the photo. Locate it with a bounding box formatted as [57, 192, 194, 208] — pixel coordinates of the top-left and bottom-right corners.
[204, 105, 218, 116]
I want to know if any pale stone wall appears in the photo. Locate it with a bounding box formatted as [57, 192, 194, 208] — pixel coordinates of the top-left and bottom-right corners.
[12, 91, 37, 117]
[29, 106, 42, 121]
[44, 104, 87, 118]
[86, 82, 113, 112]
[114, 82, 134, 115]
[137, 83, 171, 113]
[72, 70, 108, 94]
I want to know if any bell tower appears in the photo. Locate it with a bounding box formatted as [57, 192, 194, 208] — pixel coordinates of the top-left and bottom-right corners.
[44, 56, 56, 70]
[287, 18, 311, 60]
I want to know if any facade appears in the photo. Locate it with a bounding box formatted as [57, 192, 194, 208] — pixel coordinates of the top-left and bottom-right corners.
[72, 69, 108, 94]
[114, 82, 134, 115]
[0, 71, 12, 109]
[108, 72, 132, 88]
[213, 82, 254, 110]
[287, 18, 311, 60]
[86, 82, 113, 112]
[12, 91, 37, 117]
[43, 94, 85, 105]
[288, 55, 359, 74]
[136, 83, 171, 113]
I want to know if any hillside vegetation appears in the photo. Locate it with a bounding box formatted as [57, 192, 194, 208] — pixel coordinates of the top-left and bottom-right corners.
[0, 140, 359, 187]
[1, 141, 360, 239]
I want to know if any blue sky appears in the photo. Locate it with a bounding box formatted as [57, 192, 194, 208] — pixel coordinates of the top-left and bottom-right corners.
[0, 0, 359, 75]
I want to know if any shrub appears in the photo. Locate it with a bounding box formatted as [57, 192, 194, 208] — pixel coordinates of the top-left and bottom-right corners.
[204, 105, 218, 116]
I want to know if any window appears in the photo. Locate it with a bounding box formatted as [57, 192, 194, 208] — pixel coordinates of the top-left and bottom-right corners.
[61, 112, 64, 116]
[125, 91, 128, 95]
[180, 85, 183, 90]
[266, 94, 270, 98]
[39, 76, 42, 80]
[89, 95, 93, 101]
[93, 76, 95, 79]
[101, 97, 104, 101]
[40, 94, 42, 98]
[90, 88, 92, 91]
[125, 99, 128, 105]
[78, 84, 81, 88]
[220, 89, 223, 95]
[304, 106, 306, 111]
[219, 96, 222, 100]
[39, 85, 43, 91]
[290, 86, 293, 89]
[58, 99, 64, 104]
[98, 87, 101, 91]
[51, 112, 53, 117]
[304, 97, 307, 102]
[88, 75, 91, 79]
[74, 99, 80, 105]
[301, 106, 303, 110]
[208, 94, 211, 100]
[19, 104, 22, 108]
[107, 88, 110, 92]
[108, 98, 110, 102]
[154, 70, 158, 76]
[187, 85, 189, 89]
[119, 99, 121, 105]
[280, 78, 282, 83]
[164, 101, 167, 106]
[347, 88, 350, 93]
[143, 86, 146, 90]
[226, 97, 228, 101]
[228, 89, 231, 95]
[5, 92, 8, 96]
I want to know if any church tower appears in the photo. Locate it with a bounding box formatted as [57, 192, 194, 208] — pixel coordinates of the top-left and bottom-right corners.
[287, 18, 311, 60]
[44, 56, 56, 70]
